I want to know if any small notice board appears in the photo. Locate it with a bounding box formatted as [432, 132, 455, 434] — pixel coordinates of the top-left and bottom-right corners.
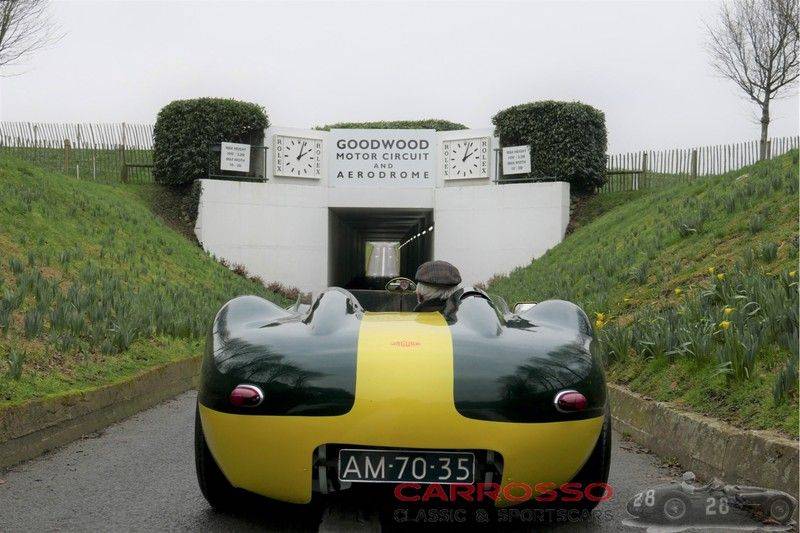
[220, 142, 251, 172]
[502, 145, 531, 175]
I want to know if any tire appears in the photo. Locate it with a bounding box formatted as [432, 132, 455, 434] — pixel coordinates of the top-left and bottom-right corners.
[766, 495, 794, 524]
[194, 405, 241, 512]
[567, 405, 613, 511]
[661, 494, 690, 523]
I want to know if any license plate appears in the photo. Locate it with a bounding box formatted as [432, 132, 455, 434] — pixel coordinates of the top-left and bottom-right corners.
[338, 449, 475, 484]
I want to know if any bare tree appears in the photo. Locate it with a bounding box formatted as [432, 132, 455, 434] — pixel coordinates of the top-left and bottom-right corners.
[0, 0, 62, 74]
[706, 0, 799, 159]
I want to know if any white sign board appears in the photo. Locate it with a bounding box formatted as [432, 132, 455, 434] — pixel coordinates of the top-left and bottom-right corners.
[329, 129, 437, 188]
[502, 145, 531, 175]
[220, 142, 251, 172]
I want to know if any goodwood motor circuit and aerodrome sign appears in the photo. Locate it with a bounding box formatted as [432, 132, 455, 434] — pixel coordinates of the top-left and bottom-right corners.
[329, 129, 437, 187]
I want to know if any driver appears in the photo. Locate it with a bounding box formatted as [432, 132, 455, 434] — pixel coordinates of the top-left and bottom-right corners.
[414, 260, 462, 312]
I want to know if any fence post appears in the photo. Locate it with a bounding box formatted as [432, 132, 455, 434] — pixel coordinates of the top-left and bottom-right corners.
[120, 122, 128, 182]
[690, 148, 698, 179]
[640, 151, 648, 190]
[766, 139, 772, 160]
[63, 139, 71, 173]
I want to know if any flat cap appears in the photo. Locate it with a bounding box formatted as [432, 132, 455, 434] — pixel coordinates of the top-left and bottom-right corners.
[415, 260, 461, 287]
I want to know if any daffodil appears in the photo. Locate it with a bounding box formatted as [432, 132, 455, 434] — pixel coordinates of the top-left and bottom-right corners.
[719, 320, 731, 330]
[674, 288, 683, 295]
[790, 271, 797, 278]
[723, 307, 734, 316]
[595, 312, 606, 322]
[716, 273, 725, 281]
[708, 266, 715, 275]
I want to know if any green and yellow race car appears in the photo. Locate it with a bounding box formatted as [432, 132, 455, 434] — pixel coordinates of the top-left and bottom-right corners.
[195, 281, 610, 512]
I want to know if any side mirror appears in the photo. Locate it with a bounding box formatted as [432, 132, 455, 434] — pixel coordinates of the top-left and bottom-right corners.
[513, 302, 536, 314]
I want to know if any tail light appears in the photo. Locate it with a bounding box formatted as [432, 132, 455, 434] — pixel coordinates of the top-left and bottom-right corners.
[230, 384, 264, 407]
[554, 390, 587, 413]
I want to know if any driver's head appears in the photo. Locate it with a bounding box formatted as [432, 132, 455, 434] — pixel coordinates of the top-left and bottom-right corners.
[414, 261, 462, 303]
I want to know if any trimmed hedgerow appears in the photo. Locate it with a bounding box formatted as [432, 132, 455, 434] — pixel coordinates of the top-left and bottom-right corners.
[153, 98, 269, 186]
[316, 119, 467, 131]
[492, 101, 607, 193]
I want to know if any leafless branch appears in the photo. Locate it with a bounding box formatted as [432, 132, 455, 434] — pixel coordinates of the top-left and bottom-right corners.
[705, 0, 799, 157]
[0, 0, 63, 73]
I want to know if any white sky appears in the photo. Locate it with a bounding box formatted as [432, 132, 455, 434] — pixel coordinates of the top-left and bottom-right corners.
[0, 0, 797, 153]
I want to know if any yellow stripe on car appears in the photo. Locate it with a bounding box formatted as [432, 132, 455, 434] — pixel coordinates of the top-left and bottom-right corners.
[199, 312, 604, 505]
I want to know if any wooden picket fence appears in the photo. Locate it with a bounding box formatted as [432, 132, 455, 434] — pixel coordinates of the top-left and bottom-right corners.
[0, 122, 155, 183]
[602, 136, 799, 192]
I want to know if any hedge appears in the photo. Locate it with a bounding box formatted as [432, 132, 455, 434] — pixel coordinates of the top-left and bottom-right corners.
[492, 101, 607, 193]
[317, 119, 466, 131]
[153, 98, 269, 186]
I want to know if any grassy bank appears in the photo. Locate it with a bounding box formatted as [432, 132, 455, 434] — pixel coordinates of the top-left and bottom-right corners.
[489, 151, 799, 437]
[0, 157, 287, 407]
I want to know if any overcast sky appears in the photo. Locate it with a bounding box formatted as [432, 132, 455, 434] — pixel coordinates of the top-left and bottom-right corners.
[0, 0, 797, 152]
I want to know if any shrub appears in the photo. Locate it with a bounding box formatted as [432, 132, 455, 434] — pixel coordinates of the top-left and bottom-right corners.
[759, 242, 778, 262]
[316, 119, 467, 131]
[492, 100, 607, 193]
[153, 98, 269, 186]
[5, 348, 26, 380]
[748, 213, 765, 234]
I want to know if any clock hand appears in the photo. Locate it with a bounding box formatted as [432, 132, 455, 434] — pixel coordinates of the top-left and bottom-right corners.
[296, 141, 307, 161]
[464, 149, 477, 160]
[462, 141, 474, 162]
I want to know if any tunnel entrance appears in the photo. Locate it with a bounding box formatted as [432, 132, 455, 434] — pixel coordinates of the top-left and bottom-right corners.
[328, 207, 434, 290]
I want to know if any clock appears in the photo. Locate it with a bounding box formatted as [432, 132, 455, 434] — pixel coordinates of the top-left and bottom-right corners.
[442, 137, 491, 179]
[273, 135, 323, 178]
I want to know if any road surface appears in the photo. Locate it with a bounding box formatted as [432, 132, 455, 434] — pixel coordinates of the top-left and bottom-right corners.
[0, 391, 682, 532]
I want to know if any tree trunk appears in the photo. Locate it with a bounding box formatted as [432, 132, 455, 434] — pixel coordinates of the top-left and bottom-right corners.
[760, 99, 770, 160]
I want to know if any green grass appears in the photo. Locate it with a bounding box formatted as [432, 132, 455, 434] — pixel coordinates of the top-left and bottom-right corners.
[0, 156, 287, 407]
[0, 146, 153, 184]
[568, 190, 649, 234]
[489, 151, 799, 437]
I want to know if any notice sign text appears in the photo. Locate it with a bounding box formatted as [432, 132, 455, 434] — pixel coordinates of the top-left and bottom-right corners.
[502, 145, 531, 175]
[220, 142, 251, 172]
[329, 129, 437, 188]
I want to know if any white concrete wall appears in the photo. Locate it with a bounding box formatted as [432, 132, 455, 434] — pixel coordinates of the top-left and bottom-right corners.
[195, 179, 570, 293]
[433, 182, 570, 286]
[195, 179, 329, 290]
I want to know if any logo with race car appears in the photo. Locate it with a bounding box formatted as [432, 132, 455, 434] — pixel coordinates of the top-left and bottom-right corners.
[624, 471, 797, 530]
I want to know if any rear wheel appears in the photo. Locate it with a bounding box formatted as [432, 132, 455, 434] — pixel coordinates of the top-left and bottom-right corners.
[767, 495, 793, 524]
[194, 404, 324, 528]
[567, 405, 613, 511]
[662, 494, 690, 522]
[194, 405, 241, 511]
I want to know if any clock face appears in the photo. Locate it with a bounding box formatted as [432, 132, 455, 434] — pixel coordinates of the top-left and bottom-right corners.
[442, 137, 491, 179]
[273, 135, 323, 178]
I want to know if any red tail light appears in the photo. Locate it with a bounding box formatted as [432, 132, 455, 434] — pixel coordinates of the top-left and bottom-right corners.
[230, 384, 264, 407]
[554, 390, 587, 413]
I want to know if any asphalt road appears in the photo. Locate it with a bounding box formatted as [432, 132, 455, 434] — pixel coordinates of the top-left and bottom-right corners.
[0, 391, 683, 532]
